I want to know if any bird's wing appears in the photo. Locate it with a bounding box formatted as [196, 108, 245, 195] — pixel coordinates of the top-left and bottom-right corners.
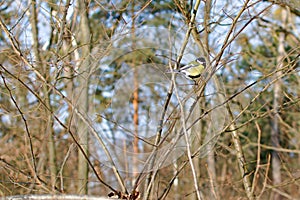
[179, 63, 196, 71]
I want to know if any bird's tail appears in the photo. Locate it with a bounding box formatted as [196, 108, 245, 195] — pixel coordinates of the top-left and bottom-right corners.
[165, 69, 180, 73]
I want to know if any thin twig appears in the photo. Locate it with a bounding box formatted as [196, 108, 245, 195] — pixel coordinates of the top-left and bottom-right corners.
[251, 121, 262, 194]
[173, 77, 202, 199]
[257, 154, 271, 199]
[206, 164, 218, 200]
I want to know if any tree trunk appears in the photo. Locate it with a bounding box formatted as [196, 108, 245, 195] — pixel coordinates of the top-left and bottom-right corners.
[30, 0, 57, 190]
[271, 7, 288, 200]
[77, 0, 92, 194]
[131, 1, 139, 187]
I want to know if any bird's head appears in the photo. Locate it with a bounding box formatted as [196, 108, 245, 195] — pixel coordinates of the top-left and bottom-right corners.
[196, 57, 206, 67]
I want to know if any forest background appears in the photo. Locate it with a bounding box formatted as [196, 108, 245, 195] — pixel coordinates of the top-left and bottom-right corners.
[0, 0, 299, 199]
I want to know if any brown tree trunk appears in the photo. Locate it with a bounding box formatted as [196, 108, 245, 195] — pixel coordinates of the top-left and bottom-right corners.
[130, 1, 140, 188]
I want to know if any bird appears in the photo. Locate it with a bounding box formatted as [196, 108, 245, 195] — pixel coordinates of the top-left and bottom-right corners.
[171, 57, 206, 80]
